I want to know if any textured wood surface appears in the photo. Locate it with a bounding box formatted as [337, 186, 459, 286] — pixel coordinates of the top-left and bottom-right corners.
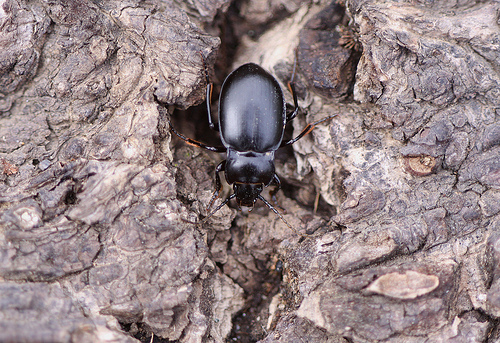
[0, 0, 499, 342]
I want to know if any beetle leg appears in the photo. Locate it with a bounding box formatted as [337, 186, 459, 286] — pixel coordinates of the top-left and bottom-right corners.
[199, 53, 219, 132]
[280, 114, 338, 148]
[208, 160, 226, 211]
[269, 174, 286, 213]
[202, 193, 236, 224]
[205, 71, 219, 132]
[286, 55, 299, 123]
[169, 120, 226, 153]
[286, 81, 299, 123]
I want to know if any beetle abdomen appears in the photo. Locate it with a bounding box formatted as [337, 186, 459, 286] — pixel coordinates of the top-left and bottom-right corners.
[219, 63, 286, 152]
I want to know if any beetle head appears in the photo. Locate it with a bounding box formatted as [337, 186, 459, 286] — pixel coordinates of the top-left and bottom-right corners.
[233, 183, 263, 209]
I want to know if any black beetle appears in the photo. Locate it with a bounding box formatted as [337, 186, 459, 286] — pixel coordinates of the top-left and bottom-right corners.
[170, 58, 336, 231]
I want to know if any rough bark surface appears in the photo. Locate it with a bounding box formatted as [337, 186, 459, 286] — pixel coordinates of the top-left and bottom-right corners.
[0, 0, 499, 342]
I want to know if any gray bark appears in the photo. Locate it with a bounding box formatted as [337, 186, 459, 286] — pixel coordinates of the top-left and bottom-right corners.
[0, 0, 499, 342]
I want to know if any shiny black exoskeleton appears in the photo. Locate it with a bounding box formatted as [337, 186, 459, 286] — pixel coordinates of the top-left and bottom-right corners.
[220, 63, 287, 208]
[170, 58, 335, 230]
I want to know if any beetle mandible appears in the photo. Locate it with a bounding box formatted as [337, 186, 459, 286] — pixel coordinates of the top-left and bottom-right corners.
[170, 56, 336, 231]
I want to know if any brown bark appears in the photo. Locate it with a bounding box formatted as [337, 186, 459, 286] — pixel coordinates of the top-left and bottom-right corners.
[0, 0, 499, 342]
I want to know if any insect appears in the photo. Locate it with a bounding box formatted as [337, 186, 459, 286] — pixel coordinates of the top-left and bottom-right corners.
[170, 57, 336, 232]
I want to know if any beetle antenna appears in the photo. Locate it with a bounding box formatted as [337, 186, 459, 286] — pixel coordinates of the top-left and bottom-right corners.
[258, 195, 307, 238]
[201, 193, 236, 224]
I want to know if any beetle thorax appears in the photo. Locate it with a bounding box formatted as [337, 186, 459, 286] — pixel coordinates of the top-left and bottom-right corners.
[225, 149, 275, 186]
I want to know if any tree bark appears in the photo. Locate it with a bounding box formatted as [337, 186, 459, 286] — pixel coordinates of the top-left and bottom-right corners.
[0, 0, 499, 342]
